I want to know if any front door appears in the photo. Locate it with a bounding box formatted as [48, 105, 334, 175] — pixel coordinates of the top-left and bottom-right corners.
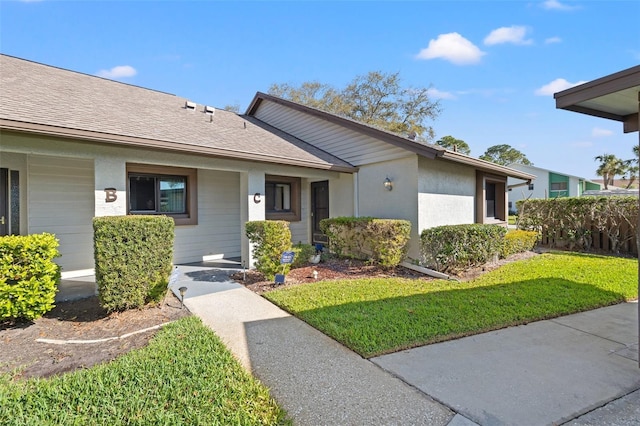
[311, 181, 329, 244]
[0, 168, 8, 236]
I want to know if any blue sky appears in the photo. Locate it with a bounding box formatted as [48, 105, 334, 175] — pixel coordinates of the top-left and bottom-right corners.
[2, 0, 639, 180]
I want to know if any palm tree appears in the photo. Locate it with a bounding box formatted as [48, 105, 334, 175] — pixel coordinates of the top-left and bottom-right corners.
[594, 153, 626, 190]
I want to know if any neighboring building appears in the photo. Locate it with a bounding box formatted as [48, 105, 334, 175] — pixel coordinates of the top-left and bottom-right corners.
[507, 164, 601, 212]
[0, 55, 534, 277]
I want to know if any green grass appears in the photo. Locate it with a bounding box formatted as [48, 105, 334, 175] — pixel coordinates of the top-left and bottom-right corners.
[264, 252, 638, 358]
[0, 316, 289, 426]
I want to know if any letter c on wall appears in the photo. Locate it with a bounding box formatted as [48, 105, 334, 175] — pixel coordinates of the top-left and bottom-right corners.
[253, 193, 262, 204]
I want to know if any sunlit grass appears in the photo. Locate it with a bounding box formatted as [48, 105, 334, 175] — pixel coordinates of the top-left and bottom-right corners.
[0, 316, 289, 425]
[264, 252, 637, 358]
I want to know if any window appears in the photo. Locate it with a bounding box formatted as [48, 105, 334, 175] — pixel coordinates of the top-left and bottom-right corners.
[550, 182, 567, 191]
[127, 164, 197, 225]
[265, 175, 301, 221]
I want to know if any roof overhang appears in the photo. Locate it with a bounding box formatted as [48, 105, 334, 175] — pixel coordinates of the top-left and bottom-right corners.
[246, 92, 443, 160]
[439, 151, 536, 181]
[0, 119, 357, 173]
[554, 65, 640, 133]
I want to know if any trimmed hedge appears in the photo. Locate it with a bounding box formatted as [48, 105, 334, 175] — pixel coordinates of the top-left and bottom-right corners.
[246, 220, 292, 279]
[0, 233, 60, 321]
[500, 230, 539, 258]
[320, 217, 411, 268]
[420, 224, 507, 273]
[93, 215, 174, 312]
[516, 196, 638, 253]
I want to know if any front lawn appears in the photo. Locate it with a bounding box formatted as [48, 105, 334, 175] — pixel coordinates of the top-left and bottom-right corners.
[0, 316, 288, 425]
[264, 252, 638, 358]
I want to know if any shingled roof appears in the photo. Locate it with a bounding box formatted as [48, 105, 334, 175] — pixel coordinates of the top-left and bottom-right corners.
[0, 54, 356, 173]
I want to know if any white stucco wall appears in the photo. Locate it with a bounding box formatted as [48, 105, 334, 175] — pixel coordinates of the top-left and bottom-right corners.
[417, 157, 476, 233]
[357, 155, 420, 259]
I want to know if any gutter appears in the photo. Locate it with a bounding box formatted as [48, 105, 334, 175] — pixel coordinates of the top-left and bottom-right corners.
[0, 119, 358, 174]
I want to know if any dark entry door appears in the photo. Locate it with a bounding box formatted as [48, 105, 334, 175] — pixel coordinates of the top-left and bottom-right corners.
[311, 181, 329, 244]
[0, 168, 8, 236]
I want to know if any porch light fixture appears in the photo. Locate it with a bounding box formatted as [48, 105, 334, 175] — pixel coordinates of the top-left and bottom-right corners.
[384, 177, 393, 191]
[178, 286, 188, 309]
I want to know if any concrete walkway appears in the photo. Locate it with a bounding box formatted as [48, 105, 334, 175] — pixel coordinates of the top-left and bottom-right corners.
[162, 263, 639, 425]
[171, 263, 455, 425]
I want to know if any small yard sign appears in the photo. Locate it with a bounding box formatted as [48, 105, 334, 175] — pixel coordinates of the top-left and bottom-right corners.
[275, 251, 296, 284]
[280, 251, 296, 264]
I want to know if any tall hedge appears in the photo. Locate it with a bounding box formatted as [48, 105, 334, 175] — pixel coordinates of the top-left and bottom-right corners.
[420, 224, 507, 273]
[0, 233, 61, 321]
[245, 220, 292, 280]
[320, 217, 411, 268]
[516, 196, 638, 254]
[93, 215, 174, 312]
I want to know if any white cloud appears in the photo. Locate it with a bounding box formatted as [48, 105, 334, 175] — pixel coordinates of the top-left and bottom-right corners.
[592, 127, 614, 137]
[545, 36, 562, 44]
[534, 78, 587, 96]
[541, 0, 579, 11]
[415, 32, 485, 65]
[427, 88, 456, 100]
[96, 65, 137, 79]
[484, 26, 533, 46]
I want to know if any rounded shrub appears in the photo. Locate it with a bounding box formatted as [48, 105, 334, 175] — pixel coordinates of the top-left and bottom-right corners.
[0, 233, 61, 321]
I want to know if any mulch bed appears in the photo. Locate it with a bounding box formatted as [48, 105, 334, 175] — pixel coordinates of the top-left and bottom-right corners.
[0, 293, 190, 380]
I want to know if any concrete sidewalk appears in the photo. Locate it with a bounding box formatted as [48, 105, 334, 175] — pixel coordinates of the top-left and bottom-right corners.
[169, 264, 639, 426]
[171, 263, 455, 425]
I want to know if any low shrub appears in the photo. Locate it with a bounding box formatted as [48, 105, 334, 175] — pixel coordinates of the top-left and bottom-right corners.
[0, 233, 60, 321]
[320, 217, 411, 268]
[93, 215, 174, 312]
[245, 220, 292, 279]
[420, 224, 507, 273]
[291, 242, 317, 268]
[501, 230, 539, 258]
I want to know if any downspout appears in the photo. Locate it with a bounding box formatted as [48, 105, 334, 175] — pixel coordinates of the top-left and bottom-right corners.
[353, 171, 359, 217]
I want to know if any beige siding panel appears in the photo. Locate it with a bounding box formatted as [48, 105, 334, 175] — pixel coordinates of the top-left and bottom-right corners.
[289, 183, 310, 244]
[173, 169, 241, 263]
[28, 155, 95, 272]
[255, 101, 409, 166]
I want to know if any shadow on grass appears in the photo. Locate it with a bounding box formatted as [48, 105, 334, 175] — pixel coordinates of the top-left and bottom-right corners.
[272, 277, 629, 358]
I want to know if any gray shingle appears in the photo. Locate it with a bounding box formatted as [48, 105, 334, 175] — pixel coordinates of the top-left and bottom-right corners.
[0, 55, 355, 172]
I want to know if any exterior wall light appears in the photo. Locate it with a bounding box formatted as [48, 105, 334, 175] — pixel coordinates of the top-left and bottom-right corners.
[384, 177, 393, 191]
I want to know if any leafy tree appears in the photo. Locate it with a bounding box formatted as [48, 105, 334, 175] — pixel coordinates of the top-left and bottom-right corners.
[621, 145, 640, 189]
[594, 153, 626, 190]
[223, 104, 240, 113]
[269, 71, 441, 142]
[435, 135, 471, 155]
[479, 144, 532, 166]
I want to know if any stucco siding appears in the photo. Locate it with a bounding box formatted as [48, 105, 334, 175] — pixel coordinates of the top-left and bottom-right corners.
[418, 157, 475, 233]
[357, 155, 420, 258]
[254, 101, 410, 166]
[28, 155, 95, 272]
